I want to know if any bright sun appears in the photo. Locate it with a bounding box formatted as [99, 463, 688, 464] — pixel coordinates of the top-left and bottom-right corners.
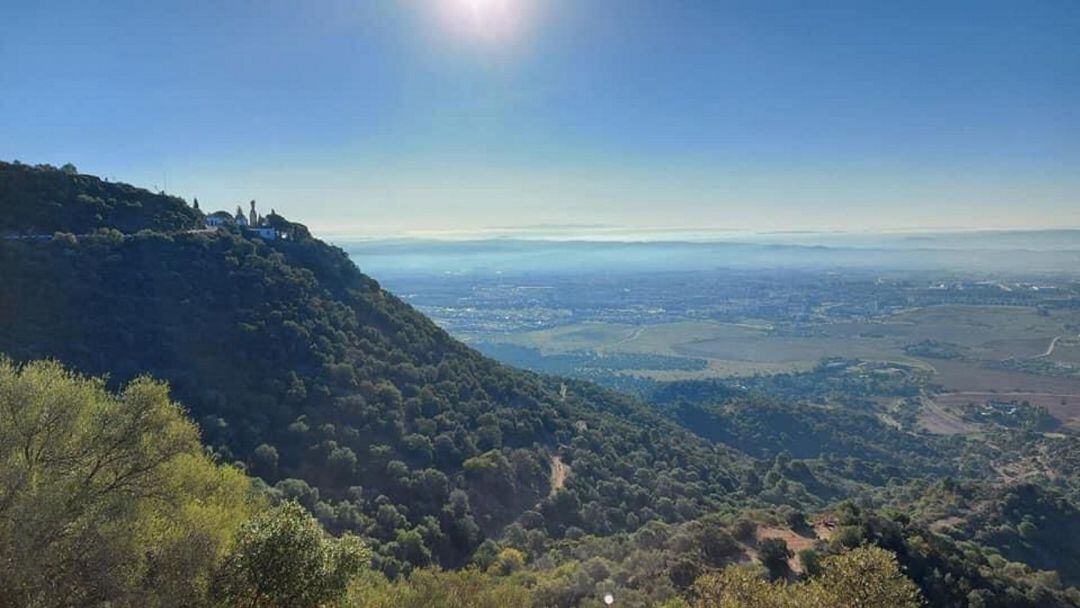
[437, 0, 536, 46]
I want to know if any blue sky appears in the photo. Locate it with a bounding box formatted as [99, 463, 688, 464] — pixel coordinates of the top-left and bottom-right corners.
[2, 0, 1077, 235]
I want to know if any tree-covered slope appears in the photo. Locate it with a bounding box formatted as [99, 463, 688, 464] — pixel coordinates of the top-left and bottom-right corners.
[0, 161, 202, 234]
[646, 374, 986, 503]
[6, 164, 1079, 606]
[0, 164, 746, 575]
[903, 480, 1080, 587]
[967, 484, 1080, 587]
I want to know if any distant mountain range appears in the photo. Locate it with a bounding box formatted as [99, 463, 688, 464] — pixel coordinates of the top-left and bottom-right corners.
[337, 233, 1080, 278]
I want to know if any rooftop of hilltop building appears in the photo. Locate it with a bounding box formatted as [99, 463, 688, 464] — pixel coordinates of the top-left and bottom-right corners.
[203, 199, 288, 240]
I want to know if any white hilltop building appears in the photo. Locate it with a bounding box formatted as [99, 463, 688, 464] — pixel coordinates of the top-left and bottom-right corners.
[204, 211, 233, 228]
[204, 200, 283, 240]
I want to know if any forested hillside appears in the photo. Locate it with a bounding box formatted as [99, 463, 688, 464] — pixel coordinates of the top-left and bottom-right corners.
[0, 163, 747, 576]
[0, 161, 202, 234]
[2, 163, 1079, 606]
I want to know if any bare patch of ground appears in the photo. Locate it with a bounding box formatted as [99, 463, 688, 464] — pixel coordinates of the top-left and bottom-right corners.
[752, 527, 823, 574]
[812, 520, 835, 542]
[919, 398, 980, 435]
[992, 443, 1063, 484]
[549, 455, 569, 496]
[930, 360, 1080, 394]
[929, 516, 966, 532]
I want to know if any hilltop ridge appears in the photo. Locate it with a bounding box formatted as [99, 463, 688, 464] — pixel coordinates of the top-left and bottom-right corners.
[0, 161, 202, 235]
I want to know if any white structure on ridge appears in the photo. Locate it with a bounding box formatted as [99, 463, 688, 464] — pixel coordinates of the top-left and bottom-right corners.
[204, 200, 283, 240]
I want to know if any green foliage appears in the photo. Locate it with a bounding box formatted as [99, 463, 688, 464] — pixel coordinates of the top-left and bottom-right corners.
[346, 568, 532, 608]
[4, 164, 1080, 605]
[663, 392, 959, 483]
[816, 502, 1080, 607]
[653, 359, 926, 411]
[0, 166, 749, 571]
[488, 548, 526, 575]
[695, 518, 742, 567]
[692, 547, 921, 608]
[214, 501, 369, 608]
[757, 538, 792, 580]
[730, 518, 757, 542]
[798, 549, 822, 578]
[812, 547, 923, 607]
[927, 482, 1080, 586]
[0, 161, 202, 234]
[784, 509, 808, 532]
[0, 359, 263, 607]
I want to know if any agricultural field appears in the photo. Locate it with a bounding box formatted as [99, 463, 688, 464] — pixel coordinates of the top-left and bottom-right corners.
[487, 305, 1080, 384]
[477, 304, 1080, 435]
[496, 320, 762, 356]
[379, 265, 1080, 438]
[1048, 339, 1080, 365]
[671, 333, 913, 366]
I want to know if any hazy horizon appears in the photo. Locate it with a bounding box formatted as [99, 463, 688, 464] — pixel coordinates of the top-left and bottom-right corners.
[319, 224, 1080, 242]
[335, 229, 1080, 280]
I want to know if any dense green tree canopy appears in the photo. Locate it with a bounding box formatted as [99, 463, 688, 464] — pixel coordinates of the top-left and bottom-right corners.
[692, 547, 922, 608]
[0, 161, 202, 234]
[0, 359, 263, 607]
[214, 501, 369, 608]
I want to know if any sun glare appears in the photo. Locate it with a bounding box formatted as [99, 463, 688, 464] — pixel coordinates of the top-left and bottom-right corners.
[436, 0, 538, 46]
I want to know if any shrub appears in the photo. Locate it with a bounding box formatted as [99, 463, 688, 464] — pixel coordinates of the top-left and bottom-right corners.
[0, 359, 262, 607]
[214, 501, 369, 608]
[758, 538, 792, 580]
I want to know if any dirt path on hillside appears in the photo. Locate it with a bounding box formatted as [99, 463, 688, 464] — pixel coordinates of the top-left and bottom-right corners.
[1037, 335, 1063, 358]
[550, 455, 569, 496]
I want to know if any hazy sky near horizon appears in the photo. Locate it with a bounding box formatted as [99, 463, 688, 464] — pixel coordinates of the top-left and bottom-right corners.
[2, 1, 1078, 235]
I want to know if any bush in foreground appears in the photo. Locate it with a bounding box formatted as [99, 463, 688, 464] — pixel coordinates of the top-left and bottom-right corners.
[692, 546, 921, 608]
[214, 501, 369, 608]
[0, 359, 263, 607]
